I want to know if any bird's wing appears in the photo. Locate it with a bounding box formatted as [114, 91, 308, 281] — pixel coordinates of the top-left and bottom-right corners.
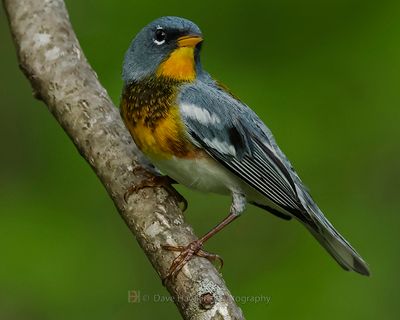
[178, 80, 370, 276]
[178, 81, 310, 221]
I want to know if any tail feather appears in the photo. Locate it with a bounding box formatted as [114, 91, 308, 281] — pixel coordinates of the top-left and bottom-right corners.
[304, 213, 370, 276]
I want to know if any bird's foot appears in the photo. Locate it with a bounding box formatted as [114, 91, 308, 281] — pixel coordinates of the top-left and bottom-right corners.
[124, 174, 173, 201]
[162, 241, 223, 284]
[124, 171, 187, 212]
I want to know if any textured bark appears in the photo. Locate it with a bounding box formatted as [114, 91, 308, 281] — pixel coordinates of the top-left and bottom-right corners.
[2, 0, 244, 319]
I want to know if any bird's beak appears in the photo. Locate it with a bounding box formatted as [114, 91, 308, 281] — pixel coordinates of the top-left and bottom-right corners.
[177, 35, 203, 48]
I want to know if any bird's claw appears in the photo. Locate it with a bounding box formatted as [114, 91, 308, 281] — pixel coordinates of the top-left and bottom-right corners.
[124, 175, 188, 212]
[162, 241, 224, 285]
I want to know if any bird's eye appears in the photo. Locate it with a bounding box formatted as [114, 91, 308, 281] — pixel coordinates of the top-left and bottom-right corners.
[154, 27, 167, 45]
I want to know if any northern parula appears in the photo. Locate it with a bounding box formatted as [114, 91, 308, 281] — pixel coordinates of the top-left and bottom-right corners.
[120, 16, 369, 279]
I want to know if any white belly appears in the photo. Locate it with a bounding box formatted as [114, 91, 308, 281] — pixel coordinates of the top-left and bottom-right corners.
[151, 156, 241, 195]
[150, 155, 292, 216]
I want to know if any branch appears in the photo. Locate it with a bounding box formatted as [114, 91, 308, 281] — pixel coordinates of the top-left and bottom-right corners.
[2, 0, 244, 319]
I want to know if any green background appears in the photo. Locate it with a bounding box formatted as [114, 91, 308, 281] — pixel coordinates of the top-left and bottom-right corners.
[1, 0, 399, 319]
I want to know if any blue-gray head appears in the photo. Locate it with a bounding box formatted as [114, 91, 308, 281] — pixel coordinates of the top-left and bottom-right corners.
[122, 16, 203, 84]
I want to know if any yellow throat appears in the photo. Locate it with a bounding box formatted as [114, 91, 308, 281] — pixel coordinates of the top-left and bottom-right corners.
[157, 47, 196, 81]
[156, 35, 202, 81]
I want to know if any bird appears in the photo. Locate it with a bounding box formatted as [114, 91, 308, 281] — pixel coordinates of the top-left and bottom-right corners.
[119, 16, 370, 280]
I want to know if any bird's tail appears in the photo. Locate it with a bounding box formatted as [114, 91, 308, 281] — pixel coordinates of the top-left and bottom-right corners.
[302, 207, 370, 276]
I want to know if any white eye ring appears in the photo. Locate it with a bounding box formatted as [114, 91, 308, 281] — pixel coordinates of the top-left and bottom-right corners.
[153, 26, 166, 45]
[153, 38, 165, 45]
